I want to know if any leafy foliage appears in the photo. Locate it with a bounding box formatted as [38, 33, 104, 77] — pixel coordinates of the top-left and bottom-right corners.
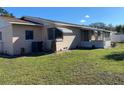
[115, 25, 124, 34]
[0, 8, 14, 17]
[89, 22, 115, 31]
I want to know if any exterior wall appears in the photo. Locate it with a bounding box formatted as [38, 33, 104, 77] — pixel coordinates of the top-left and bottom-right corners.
[56, 34, 76, 51]
[12, 24, 44, 55]
[55, 26, 81, 51]
[0, 18, 13, 55]
[104, 41, 111, 48]
[43, 26, 55, 50]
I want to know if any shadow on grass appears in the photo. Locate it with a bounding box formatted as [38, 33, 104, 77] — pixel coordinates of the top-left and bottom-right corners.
[104, 52, 124, 61]
[0, 51, 53, 59]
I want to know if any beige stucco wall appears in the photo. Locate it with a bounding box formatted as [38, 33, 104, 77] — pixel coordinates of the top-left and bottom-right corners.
[22, 17, 82, 52]
[55, 26, 81, 51]
[12, 24, 44, 55]
[0, 18, 13, 55]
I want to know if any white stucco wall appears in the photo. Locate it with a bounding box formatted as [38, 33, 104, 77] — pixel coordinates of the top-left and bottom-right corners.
[0, 18, 13, 55]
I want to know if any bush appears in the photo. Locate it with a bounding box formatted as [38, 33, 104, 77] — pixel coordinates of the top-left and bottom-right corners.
[111, 42, 116, 47]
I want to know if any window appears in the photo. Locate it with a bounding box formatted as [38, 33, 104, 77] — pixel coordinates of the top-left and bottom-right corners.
[105, 32, 110, 38]
[25, 30, 34, 40]
[98, 31, 101, 36]
[48, 28, 63, 40]
[55, 29, 63, 39]
[82, 30, 89, 41]
[48, 28, 55, 40]
[0, 32, 2, 40]
[104, 32, 110, 40]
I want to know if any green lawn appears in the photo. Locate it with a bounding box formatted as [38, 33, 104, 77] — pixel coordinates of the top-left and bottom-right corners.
[0, 43, 124, 84]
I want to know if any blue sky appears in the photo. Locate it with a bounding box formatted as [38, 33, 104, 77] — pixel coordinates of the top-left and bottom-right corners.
[3, 7, 124, 26]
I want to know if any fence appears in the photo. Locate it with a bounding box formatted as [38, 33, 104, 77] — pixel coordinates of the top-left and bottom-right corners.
[111, 34, 124, 42]
[81, 40, 111, 48]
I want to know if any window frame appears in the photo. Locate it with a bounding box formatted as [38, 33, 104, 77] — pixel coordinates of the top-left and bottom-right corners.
[25, 30, 34, 40]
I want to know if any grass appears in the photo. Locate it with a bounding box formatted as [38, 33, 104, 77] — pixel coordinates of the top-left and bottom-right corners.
[0, 43, 124, 84]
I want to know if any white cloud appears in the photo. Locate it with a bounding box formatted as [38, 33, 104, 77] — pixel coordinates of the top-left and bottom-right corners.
[85, 15, 90, 18]
[80, 19, 86, 23]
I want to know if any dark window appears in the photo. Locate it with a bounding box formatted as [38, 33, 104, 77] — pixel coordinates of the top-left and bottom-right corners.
[48, 28, 63, 40]
[0, 32, 2, 40]
[82, 30, 89, 41]
[25, 30, 34, 40]
[48, 28, 55, 40]
[104, 32, 110, 40]
[55, 29, 63, 39]
[98, 31, 101, 36]
[104, 32, 110, 38]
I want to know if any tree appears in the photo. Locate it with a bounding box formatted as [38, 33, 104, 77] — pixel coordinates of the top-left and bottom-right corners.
[122, 25, 124, 34]
[115, 25, 124, 34]
[115, 25, 123, 34]
[89, 22, 106, 29]
[107, 24, 115, 31]
[89, 22, 115, 31]
[0, 8, 14, 17]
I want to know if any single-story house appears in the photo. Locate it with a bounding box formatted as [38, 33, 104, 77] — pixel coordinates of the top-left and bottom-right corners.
[0, 16, 113, 55]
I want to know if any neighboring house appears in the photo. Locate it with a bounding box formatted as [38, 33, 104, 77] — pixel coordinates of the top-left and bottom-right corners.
[0, 16, 113, 55]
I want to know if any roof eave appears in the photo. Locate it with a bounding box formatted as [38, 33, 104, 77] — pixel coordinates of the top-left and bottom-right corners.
[22, 16, 114, 32]
[9, 22, 42, 26]
[55, 23, 113, 32]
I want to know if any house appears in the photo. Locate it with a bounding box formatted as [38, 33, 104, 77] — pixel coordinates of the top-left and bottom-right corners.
[0, 16, 113, 55]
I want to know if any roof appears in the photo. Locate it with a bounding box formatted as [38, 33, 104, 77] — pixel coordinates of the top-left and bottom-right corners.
[0, 16, 41, 26]
[21, 16, 113, 32]
[81, 26, 113, 32]
[21, 16, 82, 27]
[57, 27, 73, 33]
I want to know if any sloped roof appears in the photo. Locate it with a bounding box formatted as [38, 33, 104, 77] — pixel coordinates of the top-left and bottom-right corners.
[0, 16, 41, 26]
[21, 16, 82, 27]
[21, 16, 113, 32]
